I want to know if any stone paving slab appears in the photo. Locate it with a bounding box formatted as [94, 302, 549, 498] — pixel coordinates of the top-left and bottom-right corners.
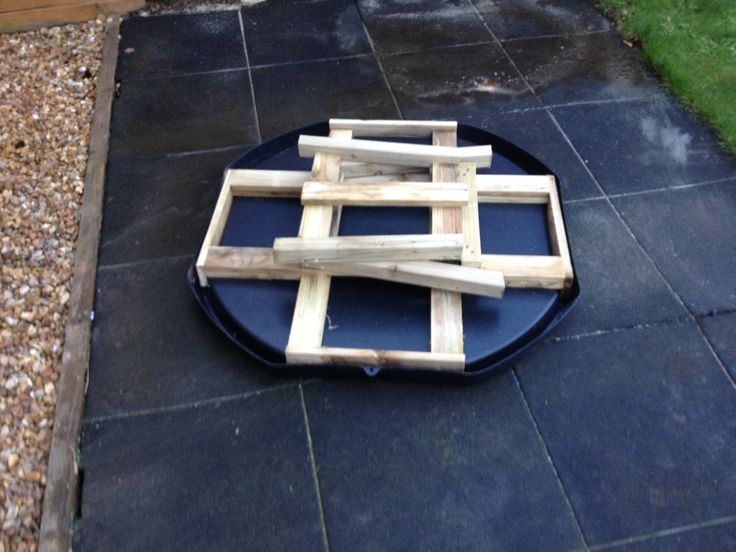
[75, 1, 736, 550]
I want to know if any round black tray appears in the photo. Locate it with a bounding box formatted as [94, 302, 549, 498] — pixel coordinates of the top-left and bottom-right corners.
[188, 121, 579, 380]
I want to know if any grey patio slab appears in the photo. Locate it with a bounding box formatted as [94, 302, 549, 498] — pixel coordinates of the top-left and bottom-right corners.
[358, 0, 491, 55]
[548, 199, 684, 338]
[600, 520, 736, 551]
[698, 312, 736, 381]
[515, 320, 736, 545]
[109, 69, 259, 157]
[85, 256, 288, 420]
[612, 181, 736, 316]
[551, 97, 736, 195]
[381, 42, 539, 120]
[241, 0, 371, 66]
[303, 374, 585, 552]
[471, 0, 609, 40]
[99, 147, 247, 267]
[504, 31, 662, 105]
[475, 109, 602, 201]
[74, 387, 324, 552]
[116, 11, 246, 80]
[251, 55, 399, 140]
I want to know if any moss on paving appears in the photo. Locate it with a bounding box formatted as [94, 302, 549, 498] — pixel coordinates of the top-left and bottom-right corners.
[596, 0, 736, 155]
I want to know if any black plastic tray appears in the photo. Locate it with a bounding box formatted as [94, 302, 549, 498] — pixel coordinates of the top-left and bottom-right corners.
[188, 121, 579, 380]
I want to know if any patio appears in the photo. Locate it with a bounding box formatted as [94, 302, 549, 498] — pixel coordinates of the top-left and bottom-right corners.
[73, 1, 736, 550]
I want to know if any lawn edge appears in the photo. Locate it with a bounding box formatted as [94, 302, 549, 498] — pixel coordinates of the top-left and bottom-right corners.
[38, 16, 120, 552]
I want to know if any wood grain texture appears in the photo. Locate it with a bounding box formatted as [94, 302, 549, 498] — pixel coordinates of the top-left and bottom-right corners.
[476, 174, 553, 203]
[298, 135, 493, 167]
[545, 175, 574, 294]
[203, 246, 301, 280]
[286, 129, 352, 355]
[228, 169, 311, 197]
[480, 254, 566, 289]
[329, 118, 457, 138]
[286, 346, 466, 371]
[301, 180, 469, 207]
[430, 129, 464, 356]
[0, 0, 143, 33]
[38, 18, 120, 552]
[274, 234, 465, 263]
[458, 162, 481, 267]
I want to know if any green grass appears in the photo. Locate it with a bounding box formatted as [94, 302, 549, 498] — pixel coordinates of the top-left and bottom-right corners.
[595, 0, 736, 155]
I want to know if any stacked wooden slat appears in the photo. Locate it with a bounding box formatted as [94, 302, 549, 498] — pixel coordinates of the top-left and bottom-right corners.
[196, 119, 574, 372]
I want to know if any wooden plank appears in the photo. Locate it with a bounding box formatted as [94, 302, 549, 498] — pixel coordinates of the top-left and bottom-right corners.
[340, 161, 426, 179]
[476, 174, 552, 203]
[0, 0, 142, 33]
[228, 169, 311, 197]
[203, 246, 301, 280]
[306, 261, 505, 298]
[480, 254, 566, 289]
[458, 162, 482, 267]
[301, 180, 469, 207]
[298, 135, 493, 167]
[273, 234, 464, 264]
[329, 118, 457, 138]
[545, 175, 574, 294]
[287, 346, 466, 371]
[286, 129, 352, 357]
[430, 129, 464, 355]
[38, 18, 120, 552]
[195, 177, 233, 287]
[1, 0, 84, 14]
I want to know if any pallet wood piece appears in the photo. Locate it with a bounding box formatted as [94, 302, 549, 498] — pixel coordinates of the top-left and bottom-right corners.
[430, 129, 465, 355]
[305, 260, 505, 298]
[286, 128, 353, 356]
[480, 254, 566, 289]
[195, 173, 234, 287]
[330, 118, 457, 138]
[476, 174, 552, 203]
[38, 18, 120, 552]
[298, 135, 493, 167]
[274, 234, 465, 263]
[340, 162, 426, 179]
[203, 246, 301, 280]
[301, 180, 469, 207]
[228, 169, 311, 197]
[286, 346, 466, 371]
[458, 162, 482, 267]
[545, 175, 574, 294]
[0, 0, 143, 33]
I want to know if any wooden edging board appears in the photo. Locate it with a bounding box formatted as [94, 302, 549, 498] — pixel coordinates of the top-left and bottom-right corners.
[38, 17, 120, 552]
[0, 0, 142, 34]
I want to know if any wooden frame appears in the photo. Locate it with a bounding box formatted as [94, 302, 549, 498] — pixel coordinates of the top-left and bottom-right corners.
[196, 119, 574, 372]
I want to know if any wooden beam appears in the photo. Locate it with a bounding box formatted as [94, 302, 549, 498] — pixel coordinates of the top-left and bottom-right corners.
[203, 246, 300, 280]
[273, 234, 464, 264]
[38, 18, 120, 552]
[298, 135, 493, 167]
[195, 177, 233, 286]
[286, 129, 353, 357]
[458, 162, 482, 267]
[0, 0, 143, 33]
[476, 174, 552, 203]
[430, 129, 465, 356]
[301, 180, 469, 207]
[287, 346, 466, 371]
[329, 118, 457, 138]
[228, 169, 311, 197]
[306, 260, 505, 298]
[340, 161, 426, 179]
[480, 254, 566, 289]
[545, 175, 574, 293]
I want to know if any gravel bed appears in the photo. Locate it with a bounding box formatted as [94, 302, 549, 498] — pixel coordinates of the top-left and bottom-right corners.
[0, 18, 105, 551]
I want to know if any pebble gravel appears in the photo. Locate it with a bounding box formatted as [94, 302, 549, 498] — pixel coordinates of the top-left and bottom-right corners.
[0, 18, 105, 551]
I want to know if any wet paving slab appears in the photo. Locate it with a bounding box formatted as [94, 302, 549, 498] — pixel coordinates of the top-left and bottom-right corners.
[504, 31, 663, 105]
[698, 311, 736, 381]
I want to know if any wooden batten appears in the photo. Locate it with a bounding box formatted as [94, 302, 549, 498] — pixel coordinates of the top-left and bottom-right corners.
[285, 345, 466, 371]
[329, 118, 457, 138]
[228, 169, 310, 197]
[195, 178, 233, 287]
[545, 175, 574, 293]
[0, 0, 144, 33]
[301, 180, 469, 207]
[480, 254, 566, 289]
[476, 174, 553, 203]
[274, 234, 464, 264]
[458, 162, 482, 267]
[298, 135, 493, 167]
